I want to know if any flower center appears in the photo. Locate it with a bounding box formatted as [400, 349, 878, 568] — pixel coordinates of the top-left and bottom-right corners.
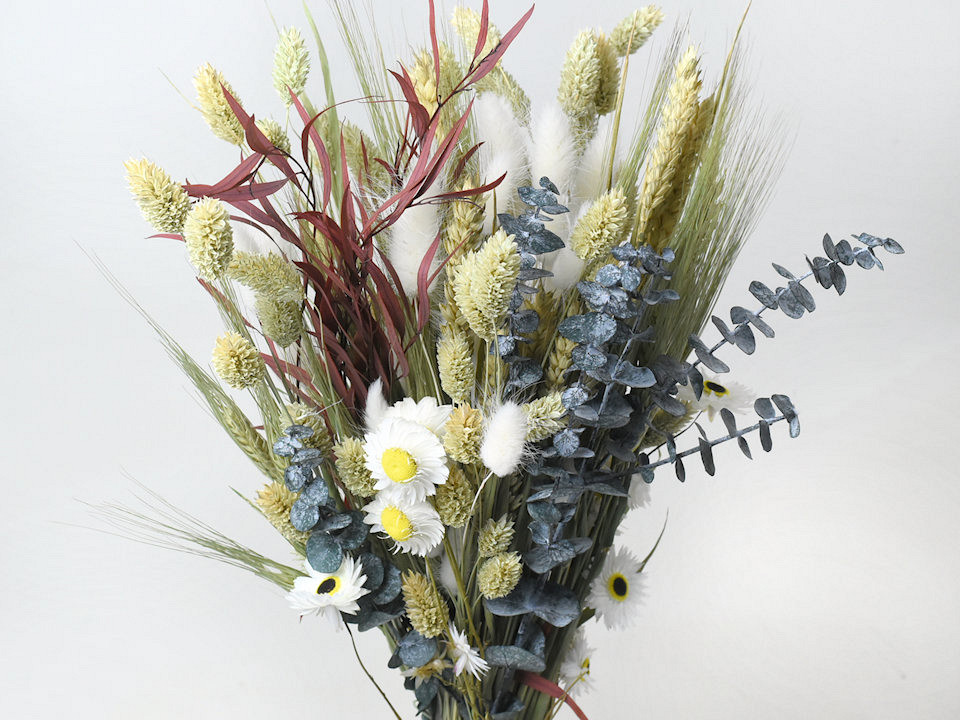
[381, 506, 414, 541]
[382, 447, 418, 483]
[316, 576, 341, 595]
[608, 573, 629, 601]
[704, 381, 729, 397]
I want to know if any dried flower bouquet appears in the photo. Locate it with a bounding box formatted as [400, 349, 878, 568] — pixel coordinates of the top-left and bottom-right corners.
[107, 3, 903, 718]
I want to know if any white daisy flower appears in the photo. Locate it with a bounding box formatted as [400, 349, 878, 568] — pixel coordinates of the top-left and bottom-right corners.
[627, 476, 652, 511]
[678, 373, 755, 421]
[383, 396, 453, 436]
[362, 495, 445, 556]
[447, 622, 489, 678]
[558, 628, 595, 695]
[286, 555, 369, 625]
[364, 417, 449, 504]
[587, 546, 645, 630]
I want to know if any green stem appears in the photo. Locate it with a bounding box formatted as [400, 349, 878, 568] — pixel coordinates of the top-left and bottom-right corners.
[344, 624, 405, 720]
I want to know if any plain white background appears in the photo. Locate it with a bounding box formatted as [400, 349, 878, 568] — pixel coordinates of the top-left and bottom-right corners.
[2, 0, 959, 718]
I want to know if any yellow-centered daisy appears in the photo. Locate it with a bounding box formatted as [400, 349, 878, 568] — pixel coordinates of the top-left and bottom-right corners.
[364, 417, 449, 504]
[362, 495, 445, 556]
[587, 546, 645, 630]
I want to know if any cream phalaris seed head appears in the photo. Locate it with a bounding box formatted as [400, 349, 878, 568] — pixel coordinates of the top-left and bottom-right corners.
[478, 552, 523, 599]
[124, 158, 190, 233]
[333, 437, 376, 498]
[255, 117, 291, 155]
[523, 392, 567, 442]
[558, 30, 602, 121]
[595, 33, 620, 117]
[211, 332, 264, 389]
[609, 6, 665, 57]
[183, 197, 234, 280]
[256, 482, 308, 545]
[255, 296, 302, 348]
[478, 515, 515, 558]
[444, 405, 484, 464]
[452, 229, 521, 342]
[409, 44, 462, 119]
[401, 571, 449, 638]
[228, 251, 302, 303]
[434, 465, 476, 528]
[569, 189, 629, 262]
[193, 63, 245, 145]
[272, 27, 310, 105]
[437, 325, 474, 404]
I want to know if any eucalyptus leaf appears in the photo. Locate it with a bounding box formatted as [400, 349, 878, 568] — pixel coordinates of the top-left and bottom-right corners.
[290, 499, 320, 532]
[698, 438, 716, 476]
[531, 582, 580, 627]
[284, 463, 313, 492]
[397, 630, 438, 668]
[485, 645, 546, 672]
[558, 313, 617, 345]
[299, 479, 330, 507]
[305, 531, 342, 573]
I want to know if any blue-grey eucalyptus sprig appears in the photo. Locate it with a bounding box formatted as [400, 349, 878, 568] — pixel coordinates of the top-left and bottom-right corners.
[273, 424, 369, 574]
[688, 233, 905, 379]
[494, 177, 569, 395]
[636, 395, 799, 482]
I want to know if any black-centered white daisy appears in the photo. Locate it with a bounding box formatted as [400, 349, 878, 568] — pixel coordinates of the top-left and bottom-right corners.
[679, 373, 754, 421]
[364, 417, 449, 504]
[286, 556, 368, 625]
[587, 546, 645, 630]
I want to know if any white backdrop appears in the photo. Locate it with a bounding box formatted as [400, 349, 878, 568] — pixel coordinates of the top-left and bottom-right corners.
[2, 0, 959, 718]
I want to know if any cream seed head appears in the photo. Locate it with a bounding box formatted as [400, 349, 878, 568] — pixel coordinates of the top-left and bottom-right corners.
[437, 325, 474, 404]
[434, 465, 476, 528]
[478, 515, 515, 558]
[443, 405, 483, 464]
[569, 189, 629, 262]
[211, 332, 264, 390]
[183, 197, 234, 280]
[124, 158, 190, 233]
[523, 392, 567, 442]
[452, 230, 521, 342]
[194, 63, 245, 145]
[609, 6, 665, 57]
[333, 437, 377, 499]
[255, 117, 291, 155]
[558, 30, 602, 121]
[272, 27, 310, 105]
[478, 552, 522, 599]
[401, 571, 450, 638]
[256, 482, 309, 545]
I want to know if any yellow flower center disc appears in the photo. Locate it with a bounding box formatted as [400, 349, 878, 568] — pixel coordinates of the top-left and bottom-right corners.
[381, 506, 414, 541]
[382, 447, 418, 483]
[315, 576, 341, 595]
[608, 573, 629, 601]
